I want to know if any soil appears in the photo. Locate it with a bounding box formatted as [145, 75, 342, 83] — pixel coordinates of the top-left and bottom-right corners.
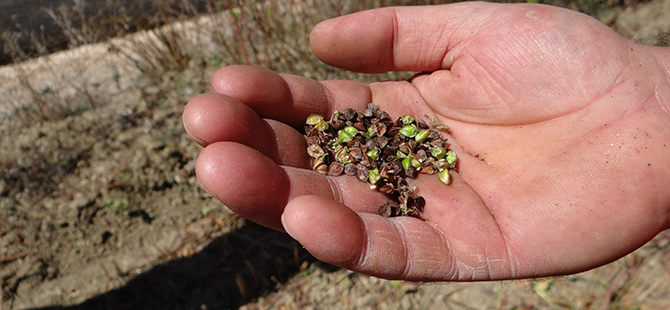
[1, 1, 670, 310]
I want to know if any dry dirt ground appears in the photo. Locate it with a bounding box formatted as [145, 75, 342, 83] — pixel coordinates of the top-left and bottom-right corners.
[1, 1, 670, 309]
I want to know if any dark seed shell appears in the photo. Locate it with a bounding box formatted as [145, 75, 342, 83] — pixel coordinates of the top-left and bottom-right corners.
[344, 163, 357, 176]
[413, 196, 426, 211]
[406, 166, 419, 179]
[314, 163, 328, 175]
[328, 162, 344, 176]
[343, 108, 357, 121]
[378, 203, 396, 217]
[356, 164, 369, 182]
[378, 183, 395, 195]
[307, 144, 325, 158]
[349, 147, 364, 161]
[305, 105, 453, 218]
[416, 149, 428, 162]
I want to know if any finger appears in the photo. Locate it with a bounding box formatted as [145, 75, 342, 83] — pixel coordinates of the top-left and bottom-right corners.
[310, 2, 499, 73]
[282, 195, 513, 281]
[210, 65, 372, 127]
[196, 142, 393, 230]
[184, 92, 312, 168]
[282, 195, 453, 280]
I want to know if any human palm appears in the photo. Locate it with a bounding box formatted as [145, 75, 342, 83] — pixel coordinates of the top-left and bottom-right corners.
[184, 2, 670, 281]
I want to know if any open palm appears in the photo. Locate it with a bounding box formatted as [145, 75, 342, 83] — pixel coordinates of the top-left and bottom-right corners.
[184, 3, 670, 281]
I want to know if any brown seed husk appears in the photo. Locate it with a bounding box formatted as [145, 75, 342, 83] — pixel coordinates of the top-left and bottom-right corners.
[304, 103, 455, 217]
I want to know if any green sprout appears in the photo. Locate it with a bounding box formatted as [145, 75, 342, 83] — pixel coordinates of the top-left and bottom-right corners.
[431, 147, 447, 160]
[368, 168, 381, 185]
[401, 115, 415, 125]
[438, 169, 451, 185]
[306, 114, 329, 131]
[366, 148, 380, 161]
[414, 129, 430, 143]
[446, 151, 457, 166]
[338, 126, 358, 143]
[429, 117, 450, 130]
[399, 124, 419, 138]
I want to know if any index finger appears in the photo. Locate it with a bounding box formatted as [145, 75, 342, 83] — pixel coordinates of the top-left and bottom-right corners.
[209, 65, 372, 127]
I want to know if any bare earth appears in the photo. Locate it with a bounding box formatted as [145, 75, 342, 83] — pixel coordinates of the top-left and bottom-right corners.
[1, 1, 670, 309]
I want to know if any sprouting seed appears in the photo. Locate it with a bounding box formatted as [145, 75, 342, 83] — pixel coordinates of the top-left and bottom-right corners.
[304, 105, 456, 217]
[399, 124, 419, 138]
[366, 149, 380, 161]
[415, 129, 430, 143]
[438, 169, 451, 185]
[401, 115, 415, 125]
[431, 147, 447, 160]
[446, 151, 457, 166]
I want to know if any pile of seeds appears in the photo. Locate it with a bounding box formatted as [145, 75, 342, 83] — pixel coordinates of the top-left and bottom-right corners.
[304, 103, 456, 217]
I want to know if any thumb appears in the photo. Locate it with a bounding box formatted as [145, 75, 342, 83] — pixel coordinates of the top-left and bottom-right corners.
[309, 2, 495, 73]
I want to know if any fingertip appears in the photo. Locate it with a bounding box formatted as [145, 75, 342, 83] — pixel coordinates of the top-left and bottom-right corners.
[310, 10, 395, 73]
[195, 142, 289, 230]
[183, 93, 230, 146]
[282, 195, 366, 266]
[210, 65, 289, 102]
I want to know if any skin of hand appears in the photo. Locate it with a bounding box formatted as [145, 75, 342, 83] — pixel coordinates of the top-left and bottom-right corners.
[183, 2, 670, 281]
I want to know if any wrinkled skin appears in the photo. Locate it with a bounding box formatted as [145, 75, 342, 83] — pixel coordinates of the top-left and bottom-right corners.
[183, 2, 670, 281]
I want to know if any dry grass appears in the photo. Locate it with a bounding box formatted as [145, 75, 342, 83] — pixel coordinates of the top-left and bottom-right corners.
[1, 0, 663, 129]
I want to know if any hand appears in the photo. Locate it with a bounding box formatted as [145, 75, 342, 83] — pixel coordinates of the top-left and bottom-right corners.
[183, 2, 670, 281]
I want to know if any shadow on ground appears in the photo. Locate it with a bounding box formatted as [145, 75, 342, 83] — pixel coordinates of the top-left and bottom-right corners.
[31, 222, 337, 310]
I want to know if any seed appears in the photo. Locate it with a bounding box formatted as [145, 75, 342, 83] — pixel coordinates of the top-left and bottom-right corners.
[435, 158, 449, 171]
[313, 160, 328, 175]
[356, 165, 369, 182]
[430, 137, 446, 148]
[438, 169, 451, 184]
[378, 203, 396, 218]
[378, 182, 395, 195]
[406, 166, 419, 178]
[413, 196, 426, 211]
[391, 134, 405, 146]
[421, 162, 436, 174]
[416, 149, 428, 162]
[304, 105, 455, 218]
[331, 118, 346, 130]
[417, 119, 429, 129]
[335, 146, 351, 164]
[400, 124, 419, 138]
[342, 108, 357, 121]
[387, 124, 401, 137]
[344, 162, 357, 176]
[415, 129, 430, 143]
[431, 147, 447, 160]
[368, 168, 381, 185]
[376, 136, 389, 149]
[365, 138, 378, 150]
[376, 110, 390, 120]
[374, 122, 387, 136]
[446, 151, 457, 166]
[349, 147, 364, 161]
[307, 144, 325, 158]
[328, 162, 344, 176]
[401, 115, 415, 125]
[401, 156, 412, 170]
[366, 148, 380, 161]
[307, 114, 329, 132]
[338, 127, 356, 143]
[398, 142, 412, 156]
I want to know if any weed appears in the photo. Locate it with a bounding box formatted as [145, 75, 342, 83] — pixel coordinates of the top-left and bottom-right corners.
[105, 197, 131, 214]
